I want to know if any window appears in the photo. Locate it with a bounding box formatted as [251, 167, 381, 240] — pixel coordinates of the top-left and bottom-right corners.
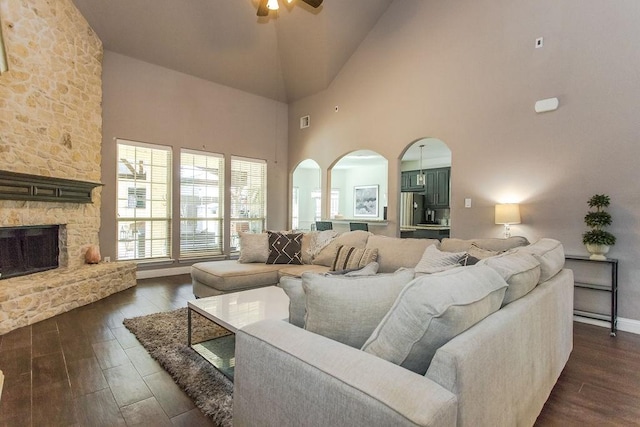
[311, 188, 339, 220]
[180, 149, 224, 258]
[117, 140, 172, 261]
[230, 156, 267, 251]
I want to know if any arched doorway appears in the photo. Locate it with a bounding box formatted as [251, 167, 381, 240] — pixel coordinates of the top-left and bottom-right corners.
[291, 159, 321, 230]
[399, 138, 452, 237]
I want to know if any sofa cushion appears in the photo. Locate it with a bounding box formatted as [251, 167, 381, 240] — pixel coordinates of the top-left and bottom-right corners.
[362, 265, 508, 375]
[191, 260, 281, 293]
[312, 230, 370, 267]
[440, 236, 529, 253]
[238, 232, 269, 263]
[279, 276, 305, 327]
[415, 244, 464, 274]
[278, 264, 330, 279]
[331, 245, 378, 272]
[302, 268, 415, 348]
[365, 235, 439, 273]
[478, 251, 541, 305]
[515, 238, 565, 282]
[267, 232, 303, 265]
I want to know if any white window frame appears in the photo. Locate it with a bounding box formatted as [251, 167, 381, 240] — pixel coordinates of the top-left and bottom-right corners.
[230, 156, 267, 252]
[179, 149, 224, 259]
[116, 139, 172, 261]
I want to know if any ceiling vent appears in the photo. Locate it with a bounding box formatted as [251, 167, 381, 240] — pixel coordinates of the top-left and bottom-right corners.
[300, 115, 310, 129]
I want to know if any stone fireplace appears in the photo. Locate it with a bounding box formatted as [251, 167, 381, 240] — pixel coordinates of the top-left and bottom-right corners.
[0, 0, 136, 334]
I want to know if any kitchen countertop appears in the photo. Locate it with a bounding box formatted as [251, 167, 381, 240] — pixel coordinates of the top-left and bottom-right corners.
[401, 224, 451, 231]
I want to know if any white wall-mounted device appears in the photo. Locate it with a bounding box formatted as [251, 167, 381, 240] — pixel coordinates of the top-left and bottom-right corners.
[534, 97, 559, 113]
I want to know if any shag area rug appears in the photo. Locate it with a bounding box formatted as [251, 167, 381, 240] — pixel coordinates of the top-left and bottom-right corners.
[123, 307, 233, 427]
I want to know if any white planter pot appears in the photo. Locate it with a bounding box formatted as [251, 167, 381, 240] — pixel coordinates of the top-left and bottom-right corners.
[585, 243, 610, 260]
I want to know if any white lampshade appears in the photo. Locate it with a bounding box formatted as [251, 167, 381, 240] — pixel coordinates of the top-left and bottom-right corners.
[495, 204, 521, 225]
[267, 0, 279, 10]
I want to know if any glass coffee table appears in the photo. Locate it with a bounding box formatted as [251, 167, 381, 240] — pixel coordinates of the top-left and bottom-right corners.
[187, 286, 290, 380]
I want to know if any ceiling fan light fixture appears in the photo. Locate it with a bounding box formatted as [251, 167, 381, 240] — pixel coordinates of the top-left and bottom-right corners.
[267, 0, 280, 10]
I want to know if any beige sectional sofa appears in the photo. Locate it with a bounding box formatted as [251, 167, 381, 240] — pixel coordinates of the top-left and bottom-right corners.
[191, 230, 529, 297]
[232, 237, 574, 427]
[192, 231, 443, 297]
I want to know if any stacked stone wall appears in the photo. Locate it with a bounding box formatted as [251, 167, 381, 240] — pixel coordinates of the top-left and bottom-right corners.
[0, 1, 137, 334]
[0, 0, 103, 268]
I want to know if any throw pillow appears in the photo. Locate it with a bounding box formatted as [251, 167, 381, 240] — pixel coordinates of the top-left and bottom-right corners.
[361, 265, 508, 375]
[478, 251, 541, 305]
[458, 253, 480, 266]
[467, 243, 499, 259]
[331, 245, 378, 272]
[414, 244, 465, 274]
[302, 268, 416, 349]
[237, 232, 269, 263]
[266, 231, 303, 265]
[300, 231, 317, 264]
[312, 230, 370, 267]
[345, 262, 379, 276]
[365, 235, 439, 273]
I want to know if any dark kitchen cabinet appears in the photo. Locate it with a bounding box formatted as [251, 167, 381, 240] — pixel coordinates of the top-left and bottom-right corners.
[424, 167, 450, 208]
[400, 170, 425, 192]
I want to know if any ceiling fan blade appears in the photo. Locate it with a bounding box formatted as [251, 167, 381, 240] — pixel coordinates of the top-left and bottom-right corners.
[257, 0, 269, 16]
[300, 0, 323, 8]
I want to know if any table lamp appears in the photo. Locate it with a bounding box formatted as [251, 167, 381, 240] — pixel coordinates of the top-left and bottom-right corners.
[495, 203, 521, 238]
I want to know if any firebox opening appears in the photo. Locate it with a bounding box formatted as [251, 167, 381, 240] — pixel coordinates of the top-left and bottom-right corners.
[0, 225, 60, 280]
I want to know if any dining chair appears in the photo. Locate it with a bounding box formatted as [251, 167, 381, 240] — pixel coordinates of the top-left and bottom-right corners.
[349, 222, 369, 232]
[315, 221, 333, 231]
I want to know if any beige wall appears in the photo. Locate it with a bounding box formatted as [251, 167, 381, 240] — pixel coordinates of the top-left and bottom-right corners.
[0, 0, 103, 268]
[288, 0, 640, 321]
[100, 51, 288, 264]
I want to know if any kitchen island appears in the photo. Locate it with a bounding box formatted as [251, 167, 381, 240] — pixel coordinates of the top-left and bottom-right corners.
[400, 224, 450, 240]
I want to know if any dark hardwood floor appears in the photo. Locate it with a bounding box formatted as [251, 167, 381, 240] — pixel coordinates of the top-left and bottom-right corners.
[1, 274, 639, 426]
[0, 274, 214, 427]
[537, 322, 640, 426]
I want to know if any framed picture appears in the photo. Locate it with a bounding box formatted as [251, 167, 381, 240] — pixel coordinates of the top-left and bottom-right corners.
[354, 185, 379, 217]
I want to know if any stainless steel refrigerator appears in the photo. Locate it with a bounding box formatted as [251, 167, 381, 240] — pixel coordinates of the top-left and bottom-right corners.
[400, 192, 425, 227]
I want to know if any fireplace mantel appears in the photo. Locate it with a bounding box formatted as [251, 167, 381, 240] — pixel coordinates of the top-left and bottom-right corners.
[0, 170, 103, 203]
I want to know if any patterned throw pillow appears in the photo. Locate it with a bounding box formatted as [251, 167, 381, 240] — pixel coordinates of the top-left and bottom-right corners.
[331, 245, 378, 272]
[267, 232, 303, 265]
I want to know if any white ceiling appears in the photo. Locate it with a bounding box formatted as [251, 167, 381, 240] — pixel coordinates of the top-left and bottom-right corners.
[72, 0, 394, 103]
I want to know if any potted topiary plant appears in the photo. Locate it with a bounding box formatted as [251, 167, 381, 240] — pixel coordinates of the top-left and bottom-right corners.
[582, 194, 616, 260]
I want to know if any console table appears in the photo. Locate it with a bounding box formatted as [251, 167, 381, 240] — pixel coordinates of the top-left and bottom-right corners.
[565, 255, 618, 336]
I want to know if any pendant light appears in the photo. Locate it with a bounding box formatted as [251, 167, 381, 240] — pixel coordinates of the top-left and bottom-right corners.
[416, 144, 426, 186]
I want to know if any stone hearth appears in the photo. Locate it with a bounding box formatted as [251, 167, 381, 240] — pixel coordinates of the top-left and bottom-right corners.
[0, 261, 136, 335]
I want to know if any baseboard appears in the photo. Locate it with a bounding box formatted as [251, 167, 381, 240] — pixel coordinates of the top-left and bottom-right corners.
[618, 317, 640, 335]
[573, 315, 640, 335]
[136, 266, 191, 279]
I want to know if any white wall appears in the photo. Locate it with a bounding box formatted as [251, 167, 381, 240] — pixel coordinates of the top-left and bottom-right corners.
[288, 0, 640, 321]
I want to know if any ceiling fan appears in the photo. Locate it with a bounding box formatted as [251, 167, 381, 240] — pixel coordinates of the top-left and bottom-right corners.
[257, 0, 324, 17]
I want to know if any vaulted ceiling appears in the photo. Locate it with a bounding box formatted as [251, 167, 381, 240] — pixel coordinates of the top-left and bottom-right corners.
[72, 0, 394, 103]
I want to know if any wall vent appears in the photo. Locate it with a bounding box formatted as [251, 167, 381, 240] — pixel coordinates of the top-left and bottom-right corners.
[300, 115, 310, 129]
